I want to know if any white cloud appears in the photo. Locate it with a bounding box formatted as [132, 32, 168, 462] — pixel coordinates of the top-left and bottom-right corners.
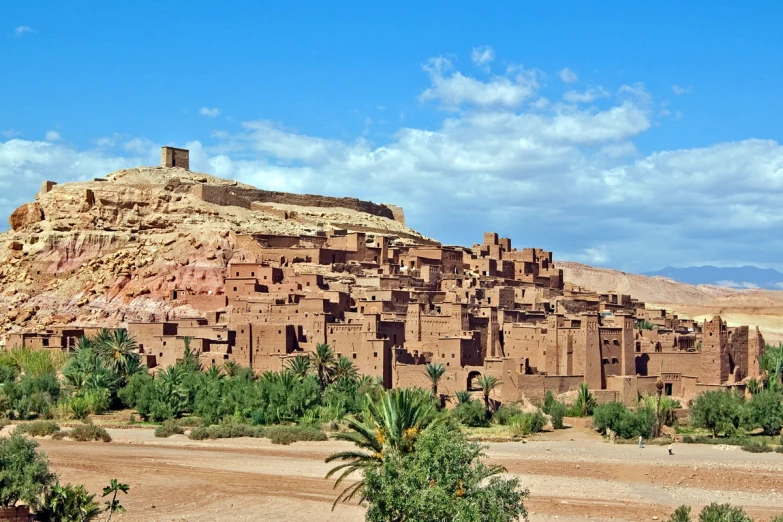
[199, 107, 221, 117]
[2, 130, 21, 138]
[3, 52, 782, 273]
[563, 87, 609, 104]
[672, 85, 692, 95]
[13, 26, 35, 36]
[44, 131, 61, 142]
[559, 68, 578, 83]
[471, 45, 495, 67]
[420, 57, 539, 109]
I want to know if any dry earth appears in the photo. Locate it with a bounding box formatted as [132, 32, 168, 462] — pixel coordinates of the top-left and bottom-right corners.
[23, 427, 783, 522]
[560, 261, 783, 344]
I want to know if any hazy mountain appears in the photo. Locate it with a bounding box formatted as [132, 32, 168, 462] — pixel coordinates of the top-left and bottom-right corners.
[642, 266, 783, 290]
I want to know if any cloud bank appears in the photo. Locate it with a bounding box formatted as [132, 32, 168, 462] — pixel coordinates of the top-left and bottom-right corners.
[1, 53, 782, 273]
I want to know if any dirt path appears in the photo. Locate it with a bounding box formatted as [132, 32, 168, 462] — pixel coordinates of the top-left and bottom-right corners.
[34, 428, 783, 522]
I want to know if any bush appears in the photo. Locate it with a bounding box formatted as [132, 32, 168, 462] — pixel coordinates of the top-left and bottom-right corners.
[549, 401, 567, 430]
[697, 503, 752, 522]
[509, 411, 546, 437]
[188, 423, 265, 440]
[363, 424, 529, 522]
[740, 439, 772, 453]
[668, 505, 691, 522]
[15, 420, 60, 437]
[66, 396, 90, 420]
[492, 403, 523, 426]
[455, 400, 489, 428]
[690, 390, 744, 438]
[154, 420, 185, 438]
[36, 482, 101, 522]
[542, 390, 556, 414]
[746, 390, 783, 435]
[267, 426, 327, 445]
[68, 423, 111, 443]
[682, 435, 746, 446]
[593, 402, 654, 439]
[0, 432, 55, 508]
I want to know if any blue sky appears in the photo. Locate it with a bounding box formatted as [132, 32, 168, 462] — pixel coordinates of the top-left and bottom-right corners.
[2, 2, 782, 273]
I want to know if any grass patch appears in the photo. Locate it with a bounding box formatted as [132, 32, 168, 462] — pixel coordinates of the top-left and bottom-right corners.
[154, 420, 185, 438]
[15, 420, 60, 437]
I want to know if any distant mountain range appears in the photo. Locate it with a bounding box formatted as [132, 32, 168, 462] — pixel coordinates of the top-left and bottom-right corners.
[642, 266, 783, 290]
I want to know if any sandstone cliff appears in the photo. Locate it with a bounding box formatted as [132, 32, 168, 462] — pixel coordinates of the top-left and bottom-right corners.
[0, 167, 429, 336]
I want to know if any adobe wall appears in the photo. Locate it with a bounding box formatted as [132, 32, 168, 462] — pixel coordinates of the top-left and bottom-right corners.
[386, 204, 406, 225]
[515, 374, 584, 404]
[192, 184, 396, 220]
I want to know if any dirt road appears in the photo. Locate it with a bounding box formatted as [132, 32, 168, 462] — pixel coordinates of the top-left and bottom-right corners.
[35, 428, 783, 522]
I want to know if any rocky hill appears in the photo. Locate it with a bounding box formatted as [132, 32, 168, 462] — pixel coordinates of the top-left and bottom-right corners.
[0, 166, 429, 336]
[559, 261, 783, 343]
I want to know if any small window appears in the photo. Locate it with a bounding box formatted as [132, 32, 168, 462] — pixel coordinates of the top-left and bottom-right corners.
[163, 341, 167, 346]
[264, 275, 267, 279]
[352, 353, 357, 359]
[373, 352, 378, 358]
[306, 282, 310, 286]
[451, 353, 455, 358]
[251, 272, 255, 277]
[372, 295, 376, 301]
[236, 272, 239, 276]
[42, 339, 49, 347]
[233, 287, 238, 292]
[278, 330, 281, 334]
[611, 357, 619, 364]
[241, 329, 245, 334]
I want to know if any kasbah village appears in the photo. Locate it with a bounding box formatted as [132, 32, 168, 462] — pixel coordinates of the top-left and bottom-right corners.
[2, 148, 783, 522]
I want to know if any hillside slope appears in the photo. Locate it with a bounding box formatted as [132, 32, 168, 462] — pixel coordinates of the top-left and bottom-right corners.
[0, 166, 429, 336]
[559, 261, 783, 343]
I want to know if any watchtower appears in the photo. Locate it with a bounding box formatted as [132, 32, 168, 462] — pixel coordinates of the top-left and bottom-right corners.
[161, 146, 190, 170]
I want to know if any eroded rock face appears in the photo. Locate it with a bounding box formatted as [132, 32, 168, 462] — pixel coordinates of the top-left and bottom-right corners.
[9, 202, 44, 231]
[0, 166, 428, 338]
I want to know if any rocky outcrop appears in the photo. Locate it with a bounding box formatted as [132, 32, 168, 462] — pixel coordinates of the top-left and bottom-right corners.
[9, 202, 44, 231]
[0, 166, 429, 338]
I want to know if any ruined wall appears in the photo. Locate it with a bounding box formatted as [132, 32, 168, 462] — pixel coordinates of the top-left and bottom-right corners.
[192, 184, 396, 220]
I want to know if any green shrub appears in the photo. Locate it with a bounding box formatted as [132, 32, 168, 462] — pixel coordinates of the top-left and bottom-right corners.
[549, 401, 567, 430]
[67, 396, 90, 420]
[776, 446, 783, 454]
[740, 439, 772, 453]
[746, 390, 783, 435]
[0, 432, 55, 508]
[769, 515, 783, 522]
[188, 423, 265, 440]
[267, 426, 327, 445]
[15, 420, 60, 437]
[690, 390, 744, 438]
[68, 423, 111, 443]
[0, 417, 9, 430]
[509, 411, 546, 436]
[593, 402, 654, 439]
[682, 435, 746, 446]
[154, 420, 184, 438]
[542, 390, 556, 414]
[493, 403, 523, 425]
[668, 505, 691, 522]
[36, 482, 101, 522]
[455, 400, 489, 427]
[176, 416, 202, 427]
[697, 503, 752, 522]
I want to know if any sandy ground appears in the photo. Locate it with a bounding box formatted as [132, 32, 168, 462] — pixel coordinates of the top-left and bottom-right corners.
[25, 427, 783, 522]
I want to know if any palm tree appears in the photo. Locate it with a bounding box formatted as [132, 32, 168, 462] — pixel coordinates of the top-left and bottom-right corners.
[96, 329, 139, 377]
[424, 362, 446, 398]
[204, 364, 223, 381]
[455, 390, 472, 404]
[476, 375, 502, 417]
[285, 354, 311, 379]
[178, 337, 200, 372]
[575, 382, 596, 417]
[334, 356, 359, 382]
[156, 366, 189, 417]
[311, 343, 337, 390]
[325, 388, 442, 508]
[222, 361, 241, 377]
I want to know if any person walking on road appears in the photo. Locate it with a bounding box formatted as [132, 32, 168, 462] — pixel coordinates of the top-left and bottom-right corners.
[638, 435, 644, 448]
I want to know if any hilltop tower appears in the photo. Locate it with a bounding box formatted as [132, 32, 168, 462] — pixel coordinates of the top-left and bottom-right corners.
[161, 146, 190, 170]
